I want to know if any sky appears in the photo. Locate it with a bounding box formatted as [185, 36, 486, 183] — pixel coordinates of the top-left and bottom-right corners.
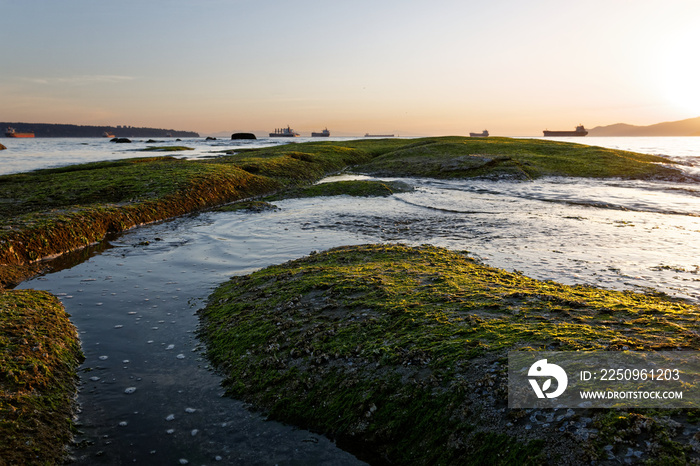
[2, 0, 700, 137]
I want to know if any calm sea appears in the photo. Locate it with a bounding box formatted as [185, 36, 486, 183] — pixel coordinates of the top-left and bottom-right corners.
[0, 136, 344, 175]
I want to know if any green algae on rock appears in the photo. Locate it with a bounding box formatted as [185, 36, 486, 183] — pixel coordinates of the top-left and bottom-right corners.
[270, 179, 413, 200]
[229, 136, 686, 181]
[342, 137, 684, 181]
[216, 145, 373, 185]
[199, 244, 700, 465]
[216, 200, 279, 213]
[0, 289, 84, 465]
[0, 157, 279, 287]
[140, 146, 195, 152]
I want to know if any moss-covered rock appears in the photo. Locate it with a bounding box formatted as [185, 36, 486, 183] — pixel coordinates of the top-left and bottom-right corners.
[346, 137, 684, 180]
[271, 179, 413, 200]
[216, 200, 279, 212]
[140, 146, 194, 152]
[199, 244, 700, 465]
[0, 289, 84, 465]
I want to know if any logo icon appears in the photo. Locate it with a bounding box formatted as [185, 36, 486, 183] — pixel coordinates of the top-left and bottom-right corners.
[528, 359, 568, 399]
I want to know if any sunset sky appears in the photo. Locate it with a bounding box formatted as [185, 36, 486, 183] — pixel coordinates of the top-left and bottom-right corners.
[2, 0, 700, 137]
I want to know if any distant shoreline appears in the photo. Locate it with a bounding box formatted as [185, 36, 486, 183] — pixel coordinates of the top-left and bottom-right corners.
[0, 122, 199, 138]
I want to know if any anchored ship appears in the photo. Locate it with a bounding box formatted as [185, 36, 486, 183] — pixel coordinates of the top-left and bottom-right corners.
[543, 125, 588, 137]
[4, 127, 34, 138]
[311, 128, 330, 137]
[469, 130, 489, 137]
[269, 126, 300, 137]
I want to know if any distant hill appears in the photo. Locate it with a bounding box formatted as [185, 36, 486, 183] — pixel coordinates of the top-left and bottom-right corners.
[1, 122, 199, 138]
[588, 116, 700, 137]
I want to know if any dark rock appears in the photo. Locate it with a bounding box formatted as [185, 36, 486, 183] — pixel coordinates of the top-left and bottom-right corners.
[231, 133, 257, 140]
[206, 136, 217, 140]
[111, 137, 132, 143]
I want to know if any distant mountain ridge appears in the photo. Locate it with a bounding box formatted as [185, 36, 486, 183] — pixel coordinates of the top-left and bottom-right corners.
[588, 116, 700, 137]
[1, 122, 199, 138]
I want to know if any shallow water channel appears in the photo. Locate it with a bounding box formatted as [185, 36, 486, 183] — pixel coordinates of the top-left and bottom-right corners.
[23, 213, 369, 465]
[19, 174, 700, 464]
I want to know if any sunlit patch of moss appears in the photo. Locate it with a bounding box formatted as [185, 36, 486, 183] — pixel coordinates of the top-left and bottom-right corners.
[0, 289, 84, 465]
[200, 244, 700, 464]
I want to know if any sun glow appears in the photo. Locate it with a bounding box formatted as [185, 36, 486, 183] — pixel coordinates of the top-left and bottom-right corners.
[659, 29, 700, 115]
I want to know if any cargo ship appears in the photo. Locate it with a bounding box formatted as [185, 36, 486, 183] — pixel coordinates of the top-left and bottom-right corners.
[543, 125, 588, 137]
[311, 128, 330, 137]
[269, 126, 300, 137]
[469, 130, 489, 137]
[4, 127, 34, 138]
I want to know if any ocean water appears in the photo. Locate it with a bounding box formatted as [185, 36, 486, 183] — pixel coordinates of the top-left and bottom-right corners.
[9, 135, 700, 463]
[0, 136, 350, 176]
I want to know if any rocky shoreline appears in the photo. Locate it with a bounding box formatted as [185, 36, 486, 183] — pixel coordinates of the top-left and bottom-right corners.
[0, 137, 694, 464]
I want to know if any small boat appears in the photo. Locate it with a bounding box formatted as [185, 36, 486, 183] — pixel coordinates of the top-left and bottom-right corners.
[469, 130, 489, 137]
[5, 127, 34, 138]
[543, 125, 588, 137]
[269, 126, 300, 137]
[102, 132, 115, 138]
[311, 128, 330, 137]
[364, 133, 394, 138]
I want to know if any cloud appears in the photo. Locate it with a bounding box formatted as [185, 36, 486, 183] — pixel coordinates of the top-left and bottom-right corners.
[22, 75, 136, 85]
